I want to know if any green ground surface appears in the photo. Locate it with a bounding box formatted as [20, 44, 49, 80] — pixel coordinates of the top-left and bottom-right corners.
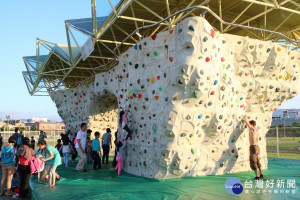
[266, 137, 300, 159]
[30, 157, 300, 200]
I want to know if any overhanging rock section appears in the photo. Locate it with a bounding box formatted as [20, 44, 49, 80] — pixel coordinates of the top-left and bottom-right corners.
[50, 17, 300, 179]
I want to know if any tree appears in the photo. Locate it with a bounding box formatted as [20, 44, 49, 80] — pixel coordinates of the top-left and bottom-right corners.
[292, 122, 300, 127]
[278, 124, 284, 128]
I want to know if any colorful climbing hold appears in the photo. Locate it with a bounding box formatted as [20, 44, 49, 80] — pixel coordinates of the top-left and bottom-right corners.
[191, 148, 195, 154]
[157, 76, 160, 80]
[150, 76, 155, 83]
[151, 34, 157, 40]
[259, 95, 264, 99]
[277, 47, 281, 52]
[210, 91, 215, 95]
[120, 94, 123, 99]
[152, 124, 156, 132]
[75, 102, 78, 105]
[285, 74, 290, 80]
[214, 80, 218, 85]
[249, 82, 254, 86]
[218, 126, 222, 129]
[221, 57, 225, 62]
[203, 36, 208, 42]
[188, 25, 194, 31]
[169, 57, 173, 62]
[133, 87, 138, 92]
[134, 44, 138, 50]
[210, 29, 215, 38]
[126, 73, 129, 78]
[138, 93, 142, 99]
[229, 121, 233, 126]
[194, 91, 198, 98]
[159, 88, 162, 91]
[153, 51, 158, 56]
[169, 30, 173, 34]
[154, 96, 159, 100]
[198, 114, 203, 119]
[205, 57, 210, 62]
[279, 75, 283, 79]
[126, 91, 130, 97]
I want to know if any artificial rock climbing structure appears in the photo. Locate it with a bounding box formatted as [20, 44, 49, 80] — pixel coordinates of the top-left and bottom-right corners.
[50, 17, 300, 179]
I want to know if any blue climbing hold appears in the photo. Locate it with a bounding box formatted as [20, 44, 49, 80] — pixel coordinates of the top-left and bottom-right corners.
[229, 121, 233, 126]
[240, 97, 243, 100]
[133, 87, 138, 92]
[198, 114, 203, 119]
[134, 44, 138, 50]
[213, 80, 218, 85]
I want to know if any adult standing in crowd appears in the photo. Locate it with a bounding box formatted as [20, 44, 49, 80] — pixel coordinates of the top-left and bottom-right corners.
[12, 128, 22, 149]
[0, 133, 3, 151]
[17, 137, 35, 200]
[102, 128, 112, 164]
[75, 123, 88, 172]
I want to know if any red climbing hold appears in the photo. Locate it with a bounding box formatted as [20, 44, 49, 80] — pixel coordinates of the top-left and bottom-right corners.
[75, 102, 79, 105]
[210, 29, 215, 38]
[205, 57, 210, 62]
[154, 96, 159, 100]
[157, 76, 160, 80]
[221, 57, 225, 62]
[169, 30, 173, 34]
[240, 104, 244, 108]
[231, 149, 235, 153]
[120, 94, 123, 99]
[218, 125, 222, 129]
[151, 34, 157, 40]
[138, 93, 142, 99]
[169, 57, 173, 62]
[83, 112, 86, 115]
[210, 91, 215, 95]
[126, 73, 129, 78]
[245, 73, 249, 76]
[80, 95, 83, 98]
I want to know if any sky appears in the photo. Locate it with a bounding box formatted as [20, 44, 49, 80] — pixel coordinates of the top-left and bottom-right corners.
[0, 1, 299, 122]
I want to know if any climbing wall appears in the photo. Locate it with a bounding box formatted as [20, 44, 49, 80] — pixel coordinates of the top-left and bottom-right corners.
[50, 84, 118, 147]
[52, 17, 300, 179]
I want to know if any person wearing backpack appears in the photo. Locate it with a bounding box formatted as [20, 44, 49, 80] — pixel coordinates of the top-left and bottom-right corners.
[75, 123, 88, 172]
[0, 136, 16, 196]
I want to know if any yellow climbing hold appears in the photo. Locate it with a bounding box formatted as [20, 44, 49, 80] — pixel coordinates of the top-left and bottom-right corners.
[285, 74, 290, 80]
[168, 132, 173, 137]
[189, 141, 195, 145]
[150, 76, 155, 83]
[279, 75, 283, 79]
[277, 47, 281, 52]
[259, 95, 264, 99]
[181, 141, 185, 145]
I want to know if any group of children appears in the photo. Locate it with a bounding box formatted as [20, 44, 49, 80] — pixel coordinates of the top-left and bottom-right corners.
[0, 106, 132, 198]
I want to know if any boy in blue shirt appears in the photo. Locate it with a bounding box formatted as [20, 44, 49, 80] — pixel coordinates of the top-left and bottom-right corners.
[0, 136, 16, 196]
[92, 132, 101, 170]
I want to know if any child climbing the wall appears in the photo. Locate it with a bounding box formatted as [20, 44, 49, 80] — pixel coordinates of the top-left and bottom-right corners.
[243, 115, 264, 180]
[115, 140, 127, 175]
[119, 106, 132, 140]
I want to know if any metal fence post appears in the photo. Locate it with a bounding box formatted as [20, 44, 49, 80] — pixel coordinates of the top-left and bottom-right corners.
[276, 126, 279, 158]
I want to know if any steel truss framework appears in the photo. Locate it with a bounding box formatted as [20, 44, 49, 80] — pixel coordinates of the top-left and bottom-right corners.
[22, 0, 300, 96]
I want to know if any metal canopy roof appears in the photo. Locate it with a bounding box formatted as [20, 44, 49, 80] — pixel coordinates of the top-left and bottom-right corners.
[22, 0, 300, 96]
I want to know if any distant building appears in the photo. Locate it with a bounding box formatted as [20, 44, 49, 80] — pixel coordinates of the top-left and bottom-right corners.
[28, 118, 48, 123]
[35, 122, 65, 131]
[271, 109, 300, 126]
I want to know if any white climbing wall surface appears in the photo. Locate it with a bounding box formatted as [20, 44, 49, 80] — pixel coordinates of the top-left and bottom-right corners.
[50, 17, 300, 179]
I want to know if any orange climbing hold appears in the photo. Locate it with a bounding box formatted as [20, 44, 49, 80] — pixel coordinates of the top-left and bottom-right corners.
[169, 57, 173, 62]
[210, 29, 215, 38]
[150, 76, 155, 83]
[154, 96, 159, 100]
[169, 30, 173, 34]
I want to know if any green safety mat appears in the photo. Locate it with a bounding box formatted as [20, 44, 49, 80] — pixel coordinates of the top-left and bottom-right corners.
[30, 158, 300, 200]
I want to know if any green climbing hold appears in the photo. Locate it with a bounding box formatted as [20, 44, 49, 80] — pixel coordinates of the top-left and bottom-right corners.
[194, 91, 198, 98]
[74, 93, 77, 96]
[188, 25, 194, 31]
[153, 51, 158, 56]
[152, 124, 157, 132]
[135, 129, 138, 134]
[159, 88, 162, 91]
[191, 148, 195, 154]
[178, 28, 182, 33]
[126, 91, 130, 97]
[249, 82, 254, 86]
[181, 133, 186, 137]
[223, 73, 227, 81]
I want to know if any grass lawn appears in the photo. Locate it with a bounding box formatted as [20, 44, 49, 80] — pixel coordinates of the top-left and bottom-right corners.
[266, 137, 300, 159]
